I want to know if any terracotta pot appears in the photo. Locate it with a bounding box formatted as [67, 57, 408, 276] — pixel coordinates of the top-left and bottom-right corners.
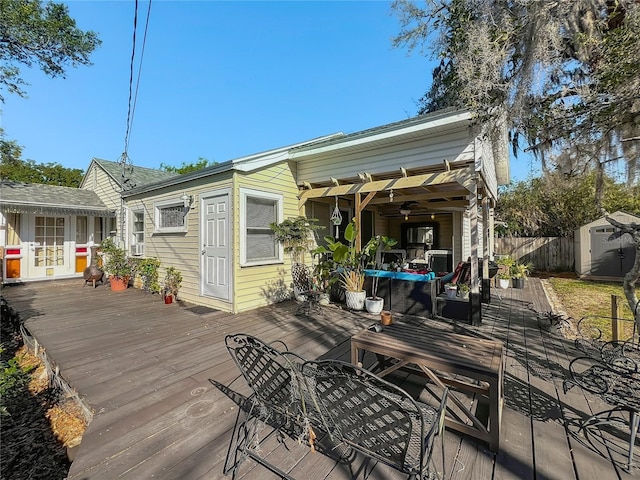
[109, 276, 129, 291]
[380, 311, 393, 326]
[164, 294, 173, 304]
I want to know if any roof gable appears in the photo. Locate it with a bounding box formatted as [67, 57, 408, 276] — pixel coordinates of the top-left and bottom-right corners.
[82, 158, 178, 190]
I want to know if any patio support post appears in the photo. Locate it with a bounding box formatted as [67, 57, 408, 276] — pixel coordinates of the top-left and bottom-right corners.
[482, 195, 491, 304]
[469, 182, 481, 325]
[355, 193, 362, 251]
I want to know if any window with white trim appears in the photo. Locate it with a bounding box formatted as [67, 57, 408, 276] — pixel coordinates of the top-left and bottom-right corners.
[240, 188, 283, 266]
[154, 199, 187, 233]
[130, 210, 144, 255]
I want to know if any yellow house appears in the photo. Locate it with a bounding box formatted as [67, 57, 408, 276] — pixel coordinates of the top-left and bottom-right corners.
[114, 109, 509, 314]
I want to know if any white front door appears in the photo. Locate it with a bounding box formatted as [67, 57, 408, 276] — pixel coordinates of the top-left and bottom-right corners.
[30, 215, 69, 278]
[201, 193, 231, 301]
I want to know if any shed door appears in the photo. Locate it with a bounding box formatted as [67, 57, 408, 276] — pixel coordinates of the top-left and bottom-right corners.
[201, 194, 231, 301]
[590, 226, 635, 277]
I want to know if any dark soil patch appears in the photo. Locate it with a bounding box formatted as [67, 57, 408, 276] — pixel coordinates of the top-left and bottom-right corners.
[1, 298, 80, 480]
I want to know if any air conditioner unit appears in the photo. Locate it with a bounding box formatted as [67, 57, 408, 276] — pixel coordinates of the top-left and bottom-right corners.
[130, 244, 144, 256]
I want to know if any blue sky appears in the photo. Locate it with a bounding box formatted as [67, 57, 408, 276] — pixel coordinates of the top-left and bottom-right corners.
[2, 0, 539, 180]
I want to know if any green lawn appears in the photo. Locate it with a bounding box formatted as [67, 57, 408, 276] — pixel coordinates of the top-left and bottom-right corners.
[547, 277, 636, 341]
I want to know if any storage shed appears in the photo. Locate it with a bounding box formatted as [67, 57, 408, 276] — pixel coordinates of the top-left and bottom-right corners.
[574, 211, 639, 279]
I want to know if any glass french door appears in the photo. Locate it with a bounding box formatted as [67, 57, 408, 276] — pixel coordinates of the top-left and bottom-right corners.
[32, 216, 66, 277]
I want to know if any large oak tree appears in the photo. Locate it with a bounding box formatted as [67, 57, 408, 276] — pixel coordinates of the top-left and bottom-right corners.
[0, 0, 100, 101]
[393, 0, 640, 324]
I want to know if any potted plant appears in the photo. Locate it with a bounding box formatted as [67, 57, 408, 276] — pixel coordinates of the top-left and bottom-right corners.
[163, 266, 183, 303]
[496, 272, 511, 289]
[496, 255, 515, 278]
[362, 235, 397, 314]
[100, 238, 135, 291]
[310, 249, 335, 306]
[444, 283, 458, 299]
[458, 283, 470, 300]
[270, 216, 323, 299]
[510, 261, 533, 289]
[323, 221, 366, 310]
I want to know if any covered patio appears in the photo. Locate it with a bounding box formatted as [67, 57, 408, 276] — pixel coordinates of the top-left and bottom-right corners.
[2, 279, 637, 479]
[292, 111, 508, 325]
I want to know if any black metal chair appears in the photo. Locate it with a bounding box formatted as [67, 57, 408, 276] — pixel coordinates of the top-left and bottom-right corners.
[298, 359, 449, 480]
[564, 355, 640, 471]
[291, 263, 323, 317]
[223, 334, 306, 479]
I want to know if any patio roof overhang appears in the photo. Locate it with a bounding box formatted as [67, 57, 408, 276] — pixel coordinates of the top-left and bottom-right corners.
[298, 163, 483, 215]
[298, 163, 490, 252]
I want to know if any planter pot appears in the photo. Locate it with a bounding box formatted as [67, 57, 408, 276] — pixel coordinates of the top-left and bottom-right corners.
[380, 310, 393, 326]
[345, 290, 366, 310]
[293, 286, 307, 302]
[445, 286, 458, 299]
[498, 278, 510, 289]
[318, 293, 330, 306]
[109, 276, 129, 292]
[365, 297, 384, 314]
[512, 277, 525, 289]
[164, 294, 173, 304]
[459, 291, 470, 301]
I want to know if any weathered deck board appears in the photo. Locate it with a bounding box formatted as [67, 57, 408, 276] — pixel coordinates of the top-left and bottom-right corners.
[2, 278, 638, 479]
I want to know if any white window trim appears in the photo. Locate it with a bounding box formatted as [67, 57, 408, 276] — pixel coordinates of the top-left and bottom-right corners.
[153, 198, 188, 234]
[239, 188, 283, 267]
[130, 208, 145, 256]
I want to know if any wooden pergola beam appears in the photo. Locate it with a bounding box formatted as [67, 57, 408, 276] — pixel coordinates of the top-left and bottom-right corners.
[298, 167, 475, 208]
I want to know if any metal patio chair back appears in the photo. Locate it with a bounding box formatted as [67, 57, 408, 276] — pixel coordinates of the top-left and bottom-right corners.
[224, 333, 304, 416]
[300, 359, 449, 479]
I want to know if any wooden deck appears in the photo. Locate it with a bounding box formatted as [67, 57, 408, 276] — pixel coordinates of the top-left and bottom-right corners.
[2, 279, 638, 479]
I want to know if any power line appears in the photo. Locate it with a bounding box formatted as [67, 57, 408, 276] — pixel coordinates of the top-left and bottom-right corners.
[122, 0, 152, 162]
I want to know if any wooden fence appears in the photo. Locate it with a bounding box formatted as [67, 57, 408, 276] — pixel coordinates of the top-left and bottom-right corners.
[495, 236, 574, 271]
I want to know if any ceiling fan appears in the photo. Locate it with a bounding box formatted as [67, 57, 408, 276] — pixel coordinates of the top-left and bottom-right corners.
[399, 201, 418, 220]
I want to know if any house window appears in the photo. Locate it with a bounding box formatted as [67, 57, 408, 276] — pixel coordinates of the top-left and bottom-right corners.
[76, 216, 88, 244]
[240, 188, 283, 266]
[154, 199, 187, 233]
[94, 217, 103, 243]
[131, 210, 144, 255]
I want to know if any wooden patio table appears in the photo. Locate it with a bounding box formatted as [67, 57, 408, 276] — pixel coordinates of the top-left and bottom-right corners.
[351, 322, 505, 452]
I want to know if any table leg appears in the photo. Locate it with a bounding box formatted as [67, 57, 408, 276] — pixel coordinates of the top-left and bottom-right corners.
[351, 343, 361, 368]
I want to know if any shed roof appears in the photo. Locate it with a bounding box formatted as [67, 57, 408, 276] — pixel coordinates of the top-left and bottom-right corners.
[0, 181, 116, 217]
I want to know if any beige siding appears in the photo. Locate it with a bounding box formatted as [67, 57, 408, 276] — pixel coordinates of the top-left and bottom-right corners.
[297, 128, 474, 185]
[81, 164, 124, 239]
[234, 161, 299, 313]
[127, 173, 235, 312]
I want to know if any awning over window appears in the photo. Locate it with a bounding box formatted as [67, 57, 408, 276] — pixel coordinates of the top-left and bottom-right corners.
[0, 203, 117, 217]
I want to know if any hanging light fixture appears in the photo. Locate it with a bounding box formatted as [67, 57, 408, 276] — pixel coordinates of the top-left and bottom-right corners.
[430, 213, 435, 220]
[330, 196, 342, 238]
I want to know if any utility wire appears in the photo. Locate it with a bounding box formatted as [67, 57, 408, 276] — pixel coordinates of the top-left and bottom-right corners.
[122, 0, 152, 162]
[130, 0, 152, 145]
[123, 0, 139, 159]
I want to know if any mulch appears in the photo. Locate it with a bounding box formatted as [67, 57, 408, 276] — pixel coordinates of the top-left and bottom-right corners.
[1, 301, 86, 480]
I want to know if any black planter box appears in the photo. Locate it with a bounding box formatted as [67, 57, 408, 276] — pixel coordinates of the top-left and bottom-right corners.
[363, 274, 439, 318]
